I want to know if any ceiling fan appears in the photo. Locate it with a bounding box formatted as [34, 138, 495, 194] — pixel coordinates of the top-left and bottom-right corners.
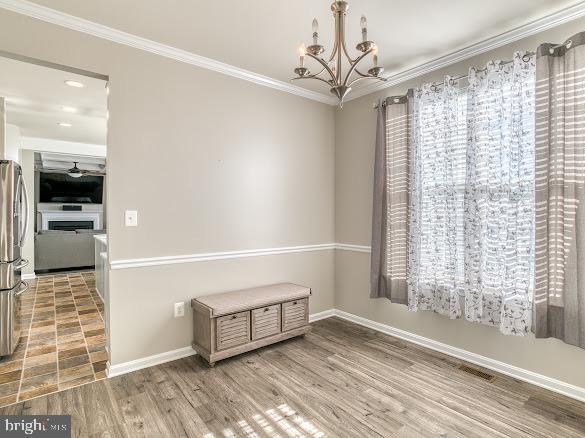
[67, 162, 84, 178]
[39, 161, 106, 178]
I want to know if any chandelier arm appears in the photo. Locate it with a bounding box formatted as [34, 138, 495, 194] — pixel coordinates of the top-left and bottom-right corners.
[347, 74, 387, 88]
[335, 14, 342, 84]
[342, 48, 374, 88]
[327, 12, 340, 63]
[312, 67, 328, 77]
[340, 25, 357, 65]
[305, 53, 337, 82]
[354, 68, 370, 78]
[291, 76, 335, 86]
[342, 43, 357, 64]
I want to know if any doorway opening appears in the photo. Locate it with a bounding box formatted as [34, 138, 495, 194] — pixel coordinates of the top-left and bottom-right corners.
[0, 53, 109, 406]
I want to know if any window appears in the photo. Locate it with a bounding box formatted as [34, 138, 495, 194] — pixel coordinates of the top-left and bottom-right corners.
[409, 56, 536, 334]
[415, 89, 468, 286]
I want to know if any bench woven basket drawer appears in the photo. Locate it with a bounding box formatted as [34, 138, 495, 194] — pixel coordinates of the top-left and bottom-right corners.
[216, 311, 250, 350]
[282, 298, 308, 331]
[251, 304, 281, 340]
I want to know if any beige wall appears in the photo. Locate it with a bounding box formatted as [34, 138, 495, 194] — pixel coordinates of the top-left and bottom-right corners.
[2, 5, 584, 391]
[111, 251, 334, 363]
[0, 10, 335, 365]
[335, 17, 585, 388]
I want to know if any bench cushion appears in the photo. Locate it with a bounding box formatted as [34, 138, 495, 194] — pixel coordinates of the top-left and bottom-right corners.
[193, 283, 311, 317]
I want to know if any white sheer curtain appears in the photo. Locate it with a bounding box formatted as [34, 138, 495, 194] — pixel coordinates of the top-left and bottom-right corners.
[464, 53, 536, 335]
[408, 78, 466, 319]
[408, 53, 536, 335]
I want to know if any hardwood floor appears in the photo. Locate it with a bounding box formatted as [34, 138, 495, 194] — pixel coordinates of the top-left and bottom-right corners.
[1, 317, 584, 437]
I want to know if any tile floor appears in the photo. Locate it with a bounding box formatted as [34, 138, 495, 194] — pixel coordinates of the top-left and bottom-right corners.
[0, 271, 107, 406]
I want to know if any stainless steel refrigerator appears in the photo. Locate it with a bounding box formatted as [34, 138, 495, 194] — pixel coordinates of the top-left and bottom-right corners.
[0, 160, 30, 356]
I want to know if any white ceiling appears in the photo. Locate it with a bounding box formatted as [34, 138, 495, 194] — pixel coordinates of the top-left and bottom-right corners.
[0, 56, 107, 144]
[26, 0, 583, 98]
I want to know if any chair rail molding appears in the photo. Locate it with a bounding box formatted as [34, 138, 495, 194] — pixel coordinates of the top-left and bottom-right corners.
[110, 243, 337, 269]
[335, 243, 371, 253]
[1, 0, 585, 105]
[109, 243, 372, 269]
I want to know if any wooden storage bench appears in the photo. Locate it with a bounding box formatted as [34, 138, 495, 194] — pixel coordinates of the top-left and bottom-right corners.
[191, 283, 311, 366]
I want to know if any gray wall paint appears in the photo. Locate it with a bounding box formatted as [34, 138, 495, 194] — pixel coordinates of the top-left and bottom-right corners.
[334, 16, 585, 388]
[110, 251, 334, 364]
[1, 6, 584, 391]
[0, 10, 335, 365]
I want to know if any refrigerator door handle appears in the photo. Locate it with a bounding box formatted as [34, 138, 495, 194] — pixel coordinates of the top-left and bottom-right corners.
[14, 259, 29, 270]
[15, 280, 28, 297]
[18, 175, 30, 248]
[14, 173, 23, 247]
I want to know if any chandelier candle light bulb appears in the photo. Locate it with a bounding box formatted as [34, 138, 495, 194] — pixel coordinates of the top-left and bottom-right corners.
[312, 18, 319, 44]
[361, 16, 367, 41]
[292, 1, 386, 106]
[299, 44, 306, 68]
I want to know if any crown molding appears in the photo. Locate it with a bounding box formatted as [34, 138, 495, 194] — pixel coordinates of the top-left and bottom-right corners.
[0, 0, 337, 105]
[345, 1, 585, 102]
[3, 0, 583, 107]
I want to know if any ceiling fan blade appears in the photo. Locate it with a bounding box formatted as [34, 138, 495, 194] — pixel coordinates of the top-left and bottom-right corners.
[38, 167, 105, 176]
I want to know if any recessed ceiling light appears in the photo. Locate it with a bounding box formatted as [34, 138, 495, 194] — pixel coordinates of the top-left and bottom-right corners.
[58, 122, 72, 127]
[64, 80, 84, 88]
[62, 106, 77, 113]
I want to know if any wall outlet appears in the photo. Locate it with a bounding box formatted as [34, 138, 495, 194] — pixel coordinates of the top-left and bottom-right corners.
[125, 210, 138, 227]
[174, 302, 185, 318]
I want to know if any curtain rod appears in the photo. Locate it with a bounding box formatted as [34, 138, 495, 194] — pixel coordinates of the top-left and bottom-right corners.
[373, 51, 536, 110]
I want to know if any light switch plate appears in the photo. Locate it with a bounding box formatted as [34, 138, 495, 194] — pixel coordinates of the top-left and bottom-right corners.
[125, 210, 138, 227]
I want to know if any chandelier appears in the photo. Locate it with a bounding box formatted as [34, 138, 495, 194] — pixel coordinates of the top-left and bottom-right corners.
[293, 1, 386, 107]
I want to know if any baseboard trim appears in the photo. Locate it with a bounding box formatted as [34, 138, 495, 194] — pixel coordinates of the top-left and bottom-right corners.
[309, 309, 336, 322]
[107, 309, 334, 377]
[331, 309, 585, 403]
[22, 273, 36, 280]
[105, 307, 585, 403]
[107, 346, 196, 378]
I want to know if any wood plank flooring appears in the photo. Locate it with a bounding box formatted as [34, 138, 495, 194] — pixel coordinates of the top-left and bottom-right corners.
[1, 317, 584, 437]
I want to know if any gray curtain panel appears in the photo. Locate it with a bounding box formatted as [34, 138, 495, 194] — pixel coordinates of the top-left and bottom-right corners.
[370, 95, 411, 303]
[534, 32, 585, 348]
